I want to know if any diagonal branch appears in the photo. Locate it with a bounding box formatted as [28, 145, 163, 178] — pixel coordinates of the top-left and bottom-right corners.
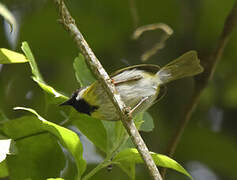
[52, 0, 162, 179]
[162, 1, 237, 178]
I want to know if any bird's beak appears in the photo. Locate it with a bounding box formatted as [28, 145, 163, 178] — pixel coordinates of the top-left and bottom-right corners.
[60, 98, 73, 106]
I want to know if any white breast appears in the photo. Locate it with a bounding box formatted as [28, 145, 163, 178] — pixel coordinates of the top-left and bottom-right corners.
[115, 69, 160, 109]
[89, 69, 161, 121]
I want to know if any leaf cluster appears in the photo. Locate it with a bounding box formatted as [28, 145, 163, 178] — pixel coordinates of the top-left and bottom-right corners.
[0, 42, 193, 180]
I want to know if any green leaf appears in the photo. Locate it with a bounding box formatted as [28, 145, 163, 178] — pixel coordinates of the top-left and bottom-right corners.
[47, 178, 64, 180]
[0, 139, 12, 163]
[21, 41, 43, 81]
[73, 53, 96, 87]
[101, 112, 154, 155]
[0, 48, 28, 64]
[133, 112, 145, 130]
[0, 3, 17, 33]
[0, 160, 8, 178]
[7, 132, 72, 180]
[70, 111, 107, 153]
[117, 161, 135, 180]
[102, 120, 129, 154]
[32, 77, 68, 104]
[139, 112, 154, 132]
[113, 148, 193, 180]
[21, 42, 67, 105]
[3, 107, 86, 178]
[114, 121, 129, 150]
[102, 112, 149, 155]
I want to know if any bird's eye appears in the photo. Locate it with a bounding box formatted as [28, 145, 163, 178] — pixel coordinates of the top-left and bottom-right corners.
[71, 91, 78, 98]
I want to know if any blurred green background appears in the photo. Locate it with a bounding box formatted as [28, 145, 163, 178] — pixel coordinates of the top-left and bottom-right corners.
[1, 0, 237, 179]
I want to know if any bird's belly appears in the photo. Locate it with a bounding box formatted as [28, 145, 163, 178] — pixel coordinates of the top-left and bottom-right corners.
[89, 78, 160, 121]
[117, 78, 159, 108]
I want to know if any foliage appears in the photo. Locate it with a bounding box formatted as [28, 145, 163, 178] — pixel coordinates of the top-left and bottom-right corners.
[0, 42, 192, 179]
[1, 0, 237, 180]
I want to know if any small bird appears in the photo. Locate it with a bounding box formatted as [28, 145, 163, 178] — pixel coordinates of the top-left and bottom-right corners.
[60, 51, 203, 121]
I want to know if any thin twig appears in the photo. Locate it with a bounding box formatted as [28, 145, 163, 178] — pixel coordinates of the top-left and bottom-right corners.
[162, 1, 237, 178]
[52, 0, 162, 179]
[132, 23, 173, 61]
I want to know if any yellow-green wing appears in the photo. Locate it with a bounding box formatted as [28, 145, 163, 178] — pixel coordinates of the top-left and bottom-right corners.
[111, 64, 161, 77]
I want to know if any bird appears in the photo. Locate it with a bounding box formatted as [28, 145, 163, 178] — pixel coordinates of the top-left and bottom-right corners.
[60, 51, 203, 121]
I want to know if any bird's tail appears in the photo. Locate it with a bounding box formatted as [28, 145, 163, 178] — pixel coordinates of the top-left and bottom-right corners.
[156, 51, 203, 84]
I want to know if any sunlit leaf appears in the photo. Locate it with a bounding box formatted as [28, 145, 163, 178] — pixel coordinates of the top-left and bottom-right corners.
[0, 48, 28, 64]
[73, 53, 96, 87]
[32, 77, 68, 104]
[113, 148, 193, 180]
[0, 139, 12, 163]
[21, 42, 67, 105]
[21, 41, 43, 81]
[3, 107, 87, 178]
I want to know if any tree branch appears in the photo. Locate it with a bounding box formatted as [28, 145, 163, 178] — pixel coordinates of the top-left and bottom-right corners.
[52, 0, 162, 179]
[162, 1, 237, 178]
